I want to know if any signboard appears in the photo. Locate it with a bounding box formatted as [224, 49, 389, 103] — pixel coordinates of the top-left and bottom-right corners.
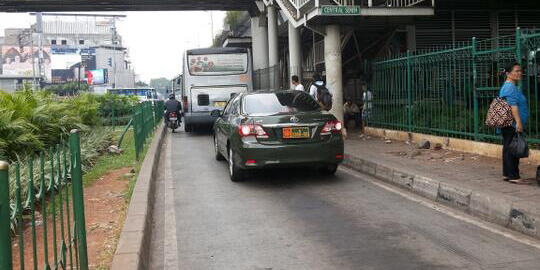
[51, 69, 76, 84]
[321, 5, 361, 15]
[188, 53, 248, 75]
[86, 69, 108, 85]
[1, 46, 52, 80]
[51, 47, 96, 70]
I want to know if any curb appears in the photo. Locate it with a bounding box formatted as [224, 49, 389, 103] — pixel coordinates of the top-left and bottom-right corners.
[342, 153, 540, 240]
[111, 123, 166, 270]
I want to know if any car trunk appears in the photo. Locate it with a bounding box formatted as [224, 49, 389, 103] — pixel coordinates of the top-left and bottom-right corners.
[248, 111, 335, 145]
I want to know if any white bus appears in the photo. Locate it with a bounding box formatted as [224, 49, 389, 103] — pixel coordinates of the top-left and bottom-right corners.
[182, 47, 253, 132]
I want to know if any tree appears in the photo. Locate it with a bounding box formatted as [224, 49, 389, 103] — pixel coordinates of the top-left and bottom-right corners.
[149, 77, 170, 95]
[135, 81, 148, 87]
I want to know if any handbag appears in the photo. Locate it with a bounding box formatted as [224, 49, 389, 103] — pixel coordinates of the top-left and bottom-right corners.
[485, 97, 513, 128]
[509, 132, 529, 158]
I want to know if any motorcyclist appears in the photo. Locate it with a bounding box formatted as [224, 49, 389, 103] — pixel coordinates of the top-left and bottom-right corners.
[165, 93, 182, 123]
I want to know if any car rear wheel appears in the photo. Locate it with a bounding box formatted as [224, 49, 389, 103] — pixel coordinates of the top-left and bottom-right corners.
[228, 148, 244, 182]
[214, 136, 225, 161]
[320, 164, 338, 175]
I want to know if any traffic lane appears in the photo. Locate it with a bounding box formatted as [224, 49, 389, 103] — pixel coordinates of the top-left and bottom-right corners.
[169, 131, 540, 270]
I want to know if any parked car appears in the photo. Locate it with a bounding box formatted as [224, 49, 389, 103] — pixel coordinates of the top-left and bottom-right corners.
[212, 90, 344, 182]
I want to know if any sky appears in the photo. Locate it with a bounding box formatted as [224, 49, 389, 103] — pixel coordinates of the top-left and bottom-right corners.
[0, 11, 226, 82]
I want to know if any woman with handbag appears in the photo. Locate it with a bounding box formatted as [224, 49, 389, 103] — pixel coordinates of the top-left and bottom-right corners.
[499, 63, 529, 184]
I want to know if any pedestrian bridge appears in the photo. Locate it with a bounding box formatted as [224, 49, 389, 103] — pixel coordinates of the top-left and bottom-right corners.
[1, 0, 434, 21]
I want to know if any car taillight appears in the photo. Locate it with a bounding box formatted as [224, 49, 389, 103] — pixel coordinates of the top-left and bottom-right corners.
[321, 120, 342, 135]
[238, 124, 269, 139]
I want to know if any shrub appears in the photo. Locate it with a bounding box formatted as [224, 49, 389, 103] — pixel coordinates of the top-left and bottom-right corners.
[0, 90, 136, 161]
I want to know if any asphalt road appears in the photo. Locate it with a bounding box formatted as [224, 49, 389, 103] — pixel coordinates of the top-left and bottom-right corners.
[150, 129, 540, 270]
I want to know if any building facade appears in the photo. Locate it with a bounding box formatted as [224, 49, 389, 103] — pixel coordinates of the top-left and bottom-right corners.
[0, 15, 135, 92]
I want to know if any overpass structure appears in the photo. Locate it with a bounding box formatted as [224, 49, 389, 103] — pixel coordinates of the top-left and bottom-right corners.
[0, 0, 258, 12]
[0, 0, 436, 121]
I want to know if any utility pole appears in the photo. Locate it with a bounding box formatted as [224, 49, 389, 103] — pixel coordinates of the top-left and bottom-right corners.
[112, 17, 117, 89]
[209, 11, 214, 44]
[36, 12, 43, 90]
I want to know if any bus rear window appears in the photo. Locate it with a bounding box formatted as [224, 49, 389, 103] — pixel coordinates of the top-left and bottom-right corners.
[188, 53, 248, 76]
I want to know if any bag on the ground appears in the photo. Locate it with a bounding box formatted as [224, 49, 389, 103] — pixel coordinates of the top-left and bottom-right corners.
[485, 97, 513, 128]
[315, 84, 333, 110]
[509, 132, 529, 158]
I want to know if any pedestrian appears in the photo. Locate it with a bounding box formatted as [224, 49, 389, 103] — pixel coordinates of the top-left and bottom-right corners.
[499, 63, 529, 184]
[361, 84, 373, 132]
[343, 98, 361, 130]
[291, 75, 305, 91]
[309, 73, 327, 100]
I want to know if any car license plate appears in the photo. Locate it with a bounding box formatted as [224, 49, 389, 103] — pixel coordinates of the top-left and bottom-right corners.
[214, 101, 227, 108]
[170, 117, 177, 121]
[283, 127, 310, 139]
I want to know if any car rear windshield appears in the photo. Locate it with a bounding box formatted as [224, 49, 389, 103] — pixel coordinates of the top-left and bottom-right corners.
[244, 92, 320, 115]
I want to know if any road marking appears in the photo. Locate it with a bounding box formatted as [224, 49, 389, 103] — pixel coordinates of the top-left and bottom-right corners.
[339, 167, 540, 250]
[164, 134, 180, 269]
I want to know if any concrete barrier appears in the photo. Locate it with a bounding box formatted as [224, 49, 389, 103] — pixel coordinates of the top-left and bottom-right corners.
[111, 123, 166, 270]
[342, 153, 540, 241]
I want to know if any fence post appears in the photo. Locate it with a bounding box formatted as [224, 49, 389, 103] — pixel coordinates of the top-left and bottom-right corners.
[472, 37, 479, 141]
[70, 129, 89, 270]
[0, 161, 12, 270]
[515, 27, 523, 90]
[407, 50, 413, 132]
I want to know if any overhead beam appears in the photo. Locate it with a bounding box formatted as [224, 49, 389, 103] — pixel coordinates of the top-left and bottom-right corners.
[0, 1, 256, 12]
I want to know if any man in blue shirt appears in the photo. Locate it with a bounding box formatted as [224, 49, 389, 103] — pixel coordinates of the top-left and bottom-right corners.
[499, 63, 529, 184]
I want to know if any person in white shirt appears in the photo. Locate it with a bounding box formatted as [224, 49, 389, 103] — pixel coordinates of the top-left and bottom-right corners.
[309, 73, 326, 100]
[291, 75, 305, 91]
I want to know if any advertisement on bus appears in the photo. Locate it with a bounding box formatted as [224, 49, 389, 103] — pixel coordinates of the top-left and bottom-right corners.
[188, 53, 248, 75]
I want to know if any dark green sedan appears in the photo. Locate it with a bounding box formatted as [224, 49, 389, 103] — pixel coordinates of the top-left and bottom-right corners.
[212, 90, 344, 182]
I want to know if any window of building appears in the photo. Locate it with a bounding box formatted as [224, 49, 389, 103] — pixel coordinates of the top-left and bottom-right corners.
[61, 40, 67, 45]
[79, 39, 84, 45]
[51, 39, 57, 45]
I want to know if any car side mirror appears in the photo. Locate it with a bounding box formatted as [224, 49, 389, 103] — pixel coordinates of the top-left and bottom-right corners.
[210, 109, 222, 117]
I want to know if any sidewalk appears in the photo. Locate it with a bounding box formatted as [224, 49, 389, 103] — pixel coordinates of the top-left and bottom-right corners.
[343, 132, 540, 240]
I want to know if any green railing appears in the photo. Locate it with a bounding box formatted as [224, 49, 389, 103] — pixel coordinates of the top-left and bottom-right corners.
[133, 101, 164, 160]
[0, 130, 88, 270]
[369, 27, 540, 144]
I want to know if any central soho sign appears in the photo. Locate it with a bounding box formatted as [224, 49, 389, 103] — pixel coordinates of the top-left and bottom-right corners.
[321, 5, 361, 15]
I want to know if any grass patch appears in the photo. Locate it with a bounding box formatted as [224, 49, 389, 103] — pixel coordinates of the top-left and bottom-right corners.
[80, 126, 155, 202]
[83, 129, 137, 188]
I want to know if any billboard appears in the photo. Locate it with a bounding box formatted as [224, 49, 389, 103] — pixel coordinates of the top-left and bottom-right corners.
[51, 69, 76, 84]
[188, 53, 248, 75]
[86, 69, 108, 85]
[1, 46, 52, 80]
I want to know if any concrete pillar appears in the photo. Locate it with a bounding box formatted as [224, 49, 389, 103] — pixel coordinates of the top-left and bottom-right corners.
[267, 5, 279, 68]
[288, 23, 303, 89]
[324, 25, 343, 123]
[406, 24, 416, 51]
[250, 15, 269, 71]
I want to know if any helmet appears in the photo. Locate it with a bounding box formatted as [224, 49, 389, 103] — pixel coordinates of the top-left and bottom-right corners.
[168, 93, 175, 99]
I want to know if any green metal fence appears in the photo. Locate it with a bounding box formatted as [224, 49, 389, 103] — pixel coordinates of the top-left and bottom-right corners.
[369, 27, 540, 144]
[0, 130, 88, 270]
[133, 101, 164, 161]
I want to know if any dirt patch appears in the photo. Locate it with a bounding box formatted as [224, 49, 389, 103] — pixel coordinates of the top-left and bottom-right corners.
[11, 167, 133, 270]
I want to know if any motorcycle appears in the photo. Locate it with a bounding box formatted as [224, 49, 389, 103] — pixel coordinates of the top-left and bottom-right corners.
[167, 111, 180, 132]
